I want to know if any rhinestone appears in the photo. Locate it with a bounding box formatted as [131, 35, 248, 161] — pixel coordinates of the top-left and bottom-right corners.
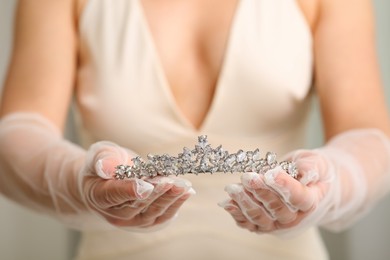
[266, 152, 277, 165]
[253, 149, 261, 161]
[236, 150, 246, 162]
[113, 135, 298, 180]
[198, 135, 208, 149]
[225, 154, 236, 167]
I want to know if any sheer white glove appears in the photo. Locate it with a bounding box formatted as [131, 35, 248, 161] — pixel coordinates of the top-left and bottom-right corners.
[0, 113, 195, 230]
[219, 129, 390, 236]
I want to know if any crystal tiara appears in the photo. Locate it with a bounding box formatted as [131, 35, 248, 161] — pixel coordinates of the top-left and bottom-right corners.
[114, 135, 298, 179]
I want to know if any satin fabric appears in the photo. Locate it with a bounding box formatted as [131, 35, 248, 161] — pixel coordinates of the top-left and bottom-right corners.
[73, 0, 328, 259]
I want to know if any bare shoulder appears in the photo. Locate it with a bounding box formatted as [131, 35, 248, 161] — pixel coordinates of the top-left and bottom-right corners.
[0, 0, 78, 130]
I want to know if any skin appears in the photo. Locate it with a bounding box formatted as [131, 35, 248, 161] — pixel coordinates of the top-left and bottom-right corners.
[1, 0, 389, 230]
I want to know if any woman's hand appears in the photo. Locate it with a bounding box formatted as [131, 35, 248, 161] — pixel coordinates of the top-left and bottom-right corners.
[81, 141, 195, 230]
[0, 113, 194, 231]
[219, 129, 390, 236]
[219, 151, 331, 235]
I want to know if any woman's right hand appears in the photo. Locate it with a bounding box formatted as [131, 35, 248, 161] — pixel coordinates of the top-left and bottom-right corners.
[81, 141, 195, 229]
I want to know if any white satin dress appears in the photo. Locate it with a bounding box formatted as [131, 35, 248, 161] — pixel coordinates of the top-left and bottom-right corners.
[73, 0, 329, 259]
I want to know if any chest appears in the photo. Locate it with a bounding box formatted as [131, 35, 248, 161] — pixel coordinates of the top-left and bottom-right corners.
[76, 0, 318, 130]
[76, 0, 314, 147]
[145, 0, 317, 129]
[139, 0, 318, 90]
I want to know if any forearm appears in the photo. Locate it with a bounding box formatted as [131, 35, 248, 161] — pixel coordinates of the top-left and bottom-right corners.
[0, 113, 87, 215]
[0, 112, 194, 231]
[319, 128, 390, 230]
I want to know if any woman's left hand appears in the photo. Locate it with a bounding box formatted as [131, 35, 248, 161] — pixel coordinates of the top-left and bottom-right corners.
[218, 150, 335, 236]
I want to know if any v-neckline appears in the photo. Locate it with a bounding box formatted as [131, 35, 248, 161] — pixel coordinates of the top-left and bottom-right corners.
[136, 0, 243, 134]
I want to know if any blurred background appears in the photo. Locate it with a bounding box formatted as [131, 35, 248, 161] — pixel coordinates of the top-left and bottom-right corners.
[0, 1, 389, 259]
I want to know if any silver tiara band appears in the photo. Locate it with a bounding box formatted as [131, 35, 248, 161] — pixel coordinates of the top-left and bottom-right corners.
[114, 135, 298, 180]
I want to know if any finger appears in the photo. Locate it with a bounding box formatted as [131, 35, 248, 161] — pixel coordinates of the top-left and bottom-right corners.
[141, 185, 189, 220]
[296, 159, 320, 185]
[98, 180, 178, 227]
[242, 172, 297, 223]
[220, 200, 259, 232]
[110, 187, 191, 227]
[146, 176, 193, 190]
[88, 141, 130, 179]
[129, 176, 182, 208]
[154, 192, 192, 225]
[89, 178, 154, 209]
[103, 181, 173, 221]
[131, 176, 193, 211]
[246, 189, 297, 224]
[288, 150, 328, 185]
[102, 184, 175, 225]
[264, 168, 315, 211]
[274, 210, 313, 231]
[225, 184, 274, 230]
[219, 199, 247, 222]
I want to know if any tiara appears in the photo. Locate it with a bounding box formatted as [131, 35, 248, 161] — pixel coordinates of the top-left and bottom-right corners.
[114, 135, 298, 180]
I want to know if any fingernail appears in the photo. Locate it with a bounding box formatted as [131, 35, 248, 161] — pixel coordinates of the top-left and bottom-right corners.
[171, 179, 195, 195]
[173, 179, 192, 188]
[300, 169, 319, 185]
[264, 168, 282, 186]
[96, 159, 112, 179]
[217, 199, 231, 208]
[135, 180, 154, 199]
[224, 184, 243, 195]
[187, 187, 196, 195]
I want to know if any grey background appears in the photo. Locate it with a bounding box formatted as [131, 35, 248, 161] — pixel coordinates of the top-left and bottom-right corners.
[0, 1, 389, 259]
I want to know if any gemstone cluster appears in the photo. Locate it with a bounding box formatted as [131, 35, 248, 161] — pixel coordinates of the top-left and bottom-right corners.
[114, 135, 298, 179]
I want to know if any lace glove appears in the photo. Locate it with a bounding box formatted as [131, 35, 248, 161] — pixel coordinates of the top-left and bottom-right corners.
[0, 112, 195, 230]
[219, 129, 390, 236]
